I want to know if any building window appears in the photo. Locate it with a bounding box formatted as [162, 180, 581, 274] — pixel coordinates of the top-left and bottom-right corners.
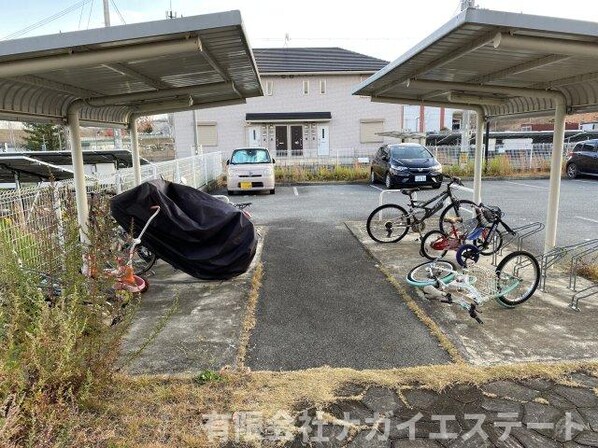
[197, 122, 218, 146]
[303, 80, 309, 95]
[265, 80, 273, 96]
[319, 79, 326, 94]
[360, 119, 384, 143]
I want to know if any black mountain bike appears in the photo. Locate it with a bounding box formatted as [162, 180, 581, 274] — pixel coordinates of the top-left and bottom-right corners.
[366, 176, 477, 243]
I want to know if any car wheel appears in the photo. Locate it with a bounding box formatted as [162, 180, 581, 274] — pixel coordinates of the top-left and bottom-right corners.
[370, 170, 377, 184]
[385, 173, 394, 189]
[269, 189, 275, 195]
[432, 183, 442, 189]
[567, 163, 578, 179]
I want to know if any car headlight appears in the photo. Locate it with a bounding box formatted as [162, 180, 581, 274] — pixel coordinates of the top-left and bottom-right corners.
[263, 167, 273, 176]
[389, 165, 408, 175]
[430, 164, 443, 173]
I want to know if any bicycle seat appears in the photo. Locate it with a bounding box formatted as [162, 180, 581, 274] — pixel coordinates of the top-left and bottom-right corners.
[443, 216, 463, 224]
[400, 188, 420, 196]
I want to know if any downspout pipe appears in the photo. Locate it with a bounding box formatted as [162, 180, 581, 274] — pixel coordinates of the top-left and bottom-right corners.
[128, 113, 142, 186]
[66, 99, 89, 244]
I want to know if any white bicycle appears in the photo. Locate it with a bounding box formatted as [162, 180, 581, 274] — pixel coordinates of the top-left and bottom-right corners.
[405, 251, 540, 323]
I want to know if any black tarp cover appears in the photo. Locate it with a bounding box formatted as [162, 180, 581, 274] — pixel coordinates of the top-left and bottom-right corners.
[110, 179, 257, 280]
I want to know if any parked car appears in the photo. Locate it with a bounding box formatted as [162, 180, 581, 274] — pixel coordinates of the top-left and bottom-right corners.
[566, 139, 598, 179]
[371, 143, 443, 189]
[227, 147, 276, 195]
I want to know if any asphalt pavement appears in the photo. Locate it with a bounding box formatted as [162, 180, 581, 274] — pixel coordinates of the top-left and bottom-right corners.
[223, 177, 598, 370]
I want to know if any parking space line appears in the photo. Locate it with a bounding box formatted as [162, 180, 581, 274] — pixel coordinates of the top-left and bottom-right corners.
[575, 216, 598, 224]
[504, 181, 548, 190]
[369, 185, 385, 192]
[572, 179, 598, 185]
[293, 187, 299, 196]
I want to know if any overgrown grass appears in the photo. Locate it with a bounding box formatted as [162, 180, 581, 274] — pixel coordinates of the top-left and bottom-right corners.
[443, 155, 551, 178]
[578, 263, 598, 282]
[275, 164, 370, 183]
[0, 193, 135, 446]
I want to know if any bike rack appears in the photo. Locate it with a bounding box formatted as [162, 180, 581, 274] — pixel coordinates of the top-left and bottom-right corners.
[539, 239, 598, 294]
[491, 221, 545, 266]
[570, 284, 598, 312]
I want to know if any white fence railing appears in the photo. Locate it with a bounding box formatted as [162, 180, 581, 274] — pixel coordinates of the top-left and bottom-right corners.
[0, 153, 223, 273]
[274, 143, 576, 170]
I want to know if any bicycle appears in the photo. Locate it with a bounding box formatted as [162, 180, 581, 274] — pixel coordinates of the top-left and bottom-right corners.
[406, 251, 540, 323]
[420, 203, 510, 261]
[366, 176, 477, 243]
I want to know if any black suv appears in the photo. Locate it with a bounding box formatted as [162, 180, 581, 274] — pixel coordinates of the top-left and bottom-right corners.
[371, 143, 443, 189]
[566, 139, 598, 179]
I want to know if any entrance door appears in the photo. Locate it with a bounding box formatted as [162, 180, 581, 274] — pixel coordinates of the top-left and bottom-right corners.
[275, 126, 288, 157]
[247, 126, 261, 147]
[317, 125, 329, 156]
[290, 125, 303, 156]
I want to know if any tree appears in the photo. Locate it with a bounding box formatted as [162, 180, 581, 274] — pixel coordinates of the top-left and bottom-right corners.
[23, 123, 65, 151]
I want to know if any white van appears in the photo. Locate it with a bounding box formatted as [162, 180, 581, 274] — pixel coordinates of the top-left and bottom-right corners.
[226, 147, 275, 195]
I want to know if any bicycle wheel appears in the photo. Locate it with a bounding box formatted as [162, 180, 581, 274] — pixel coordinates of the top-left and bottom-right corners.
[494, 251, 540, 308]
[439, 200, 478, 234]
[131, 244, 157, 275]
[476, 229, 503, 256]
[406, 260, 457, 286]
[456, 243, 480, 267]
[420, 230, 449, 261]
[366, 204, 410, 243]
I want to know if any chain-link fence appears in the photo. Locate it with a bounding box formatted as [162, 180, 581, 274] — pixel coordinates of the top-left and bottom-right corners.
[0, 153, 223, 273]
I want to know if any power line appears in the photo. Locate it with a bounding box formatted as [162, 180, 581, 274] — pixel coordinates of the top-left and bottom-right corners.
[87, 0, 95, 29]
[3, 0, 93, 40]
[110, 0, 126, 24]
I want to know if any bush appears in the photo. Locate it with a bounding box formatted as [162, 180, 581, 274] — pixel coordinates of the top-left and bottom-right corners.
[0, 193, 133, 445]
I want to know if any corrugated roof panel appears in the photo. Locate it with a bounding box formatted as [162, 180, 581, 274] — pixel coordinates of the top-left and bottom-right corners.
[0, 11, 262, 126]
[354, 8, 598, 117]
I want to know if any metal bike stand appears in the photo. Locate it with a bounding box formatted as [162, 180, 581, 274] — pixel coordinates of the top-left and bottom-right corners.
[491, 222, 544, 266]
[540, 246, 568, 292]
[569, 284, 598, 312]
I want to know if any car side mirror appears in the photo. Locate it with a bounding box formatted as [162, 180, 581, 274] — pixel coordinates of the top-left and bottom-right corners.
[226, 159, 230, 165]
[272, 158, 276, 164]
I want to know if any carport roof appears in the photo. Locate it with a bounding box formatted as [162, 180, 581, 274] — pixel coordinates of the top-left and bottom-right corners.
[0, 149, 150, 168]
[0, 10, 262, 126]
[353, 8, 598, 118]
[0, 156, 78, 183]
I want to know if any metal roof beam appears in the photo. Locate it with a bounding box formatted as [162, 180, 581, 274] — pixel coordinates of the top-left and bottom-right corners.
[469, 54, 570, 84]
[15, 75, 101, 97]
[372, 30, 498, 96]
[103, 63, 171, 90]
[0, 37, 201, 79]
[494, 33, 598, 58]
[84, 82, 232, 107]
[197, 39, 243, 98]
[407, 79, 566, 104]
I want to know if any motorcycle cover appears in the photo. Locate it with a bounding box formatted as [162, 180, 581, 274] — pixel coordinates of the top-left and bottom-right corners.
[110, 179, 257, 280]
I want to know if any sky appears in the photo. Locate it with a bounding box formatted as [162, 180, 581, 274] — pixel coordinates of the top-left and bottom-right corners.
[2, 0, 598, 62]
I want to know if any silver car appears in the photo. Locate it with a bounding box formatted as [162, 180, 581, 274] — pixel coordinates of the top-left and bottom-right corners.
[226, 147, 276, 195]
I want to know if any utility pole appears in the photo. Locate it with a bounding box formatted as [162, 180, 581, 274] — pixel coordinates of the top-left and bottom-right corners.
[460, 0, 476, 11]
[103, 0, 111, 27]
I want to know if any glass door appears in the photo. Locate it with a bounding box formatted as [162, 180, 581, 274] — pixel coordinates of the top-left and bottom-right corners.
[275, 126, 288, 157]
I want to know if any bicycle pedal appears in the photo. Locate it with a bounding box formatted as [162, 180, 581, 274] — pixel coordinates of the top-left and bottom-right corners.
[440, 294, 453, 304]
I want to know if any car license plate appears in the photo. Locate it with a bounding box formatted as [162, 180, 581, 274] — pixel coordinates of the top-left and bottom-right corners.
[415, 175, 427, 182]
[240, 182, 252, 190]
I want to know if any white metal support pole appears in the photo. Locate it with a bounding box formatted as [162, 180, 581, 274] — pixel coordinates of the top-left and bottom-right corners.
[192, 109, 200, 155]
[473, 112, 485, 204]
[67, 103, 89, 243]
[129, 115, 142, 186]
[544, 101, 567, 252]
